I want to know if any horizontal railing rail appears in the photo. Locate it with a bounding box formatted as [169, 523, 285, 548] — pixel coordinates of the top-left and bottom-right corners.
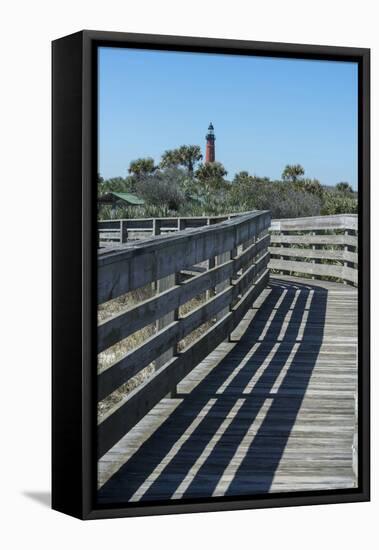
[98, 212, 253, 245]
[97, 210, 271, 458]
[268, 214, 358, 285]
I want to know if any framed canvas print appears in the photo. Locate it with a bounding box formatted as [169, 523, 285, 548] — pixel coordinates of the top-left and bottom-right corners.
[52, 30, 370, 519]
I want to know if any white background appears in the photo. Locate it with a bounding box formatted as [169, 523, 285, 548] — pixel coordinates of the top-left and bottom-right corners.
[1, 1, 377, 548]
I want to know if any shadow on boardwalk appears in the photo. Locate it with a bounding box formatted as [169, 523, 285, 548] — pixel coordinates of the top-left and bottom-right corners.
[98, 278, 327, 504]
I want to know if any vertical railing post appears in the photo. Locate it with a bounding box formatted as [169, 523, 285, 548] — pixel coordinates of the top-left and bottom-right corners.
[154, 271, 178, 395]
[280, 230, 289, 276]
[227, 245, 239, 343]
[151, 219, 161, 293]
[120, 220, 128, 243]
[170, 272, 181, 398]
[207, 256, 216, 301]
[215, 249, 232, 323]
[178, 218, 187, 232]
[206, 217, 216, 301]
[311, 230, 316, 280]
[153, 217, 180, 396]
[153, 218, 162, 237]
[343, 228, 349, 285]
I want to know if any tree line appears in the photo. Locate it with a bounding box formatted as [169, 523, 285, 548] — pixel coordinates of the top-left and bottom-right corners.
[98, 145, 357, 219]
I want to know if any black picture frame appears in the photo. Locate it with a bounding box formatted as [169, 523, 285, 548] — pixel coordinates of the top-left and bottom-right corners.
[52, 30, 370, 520]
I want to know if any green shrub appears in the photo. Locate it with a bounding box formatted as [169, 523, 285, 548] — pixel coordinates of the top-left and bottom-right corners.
[230, 180, 321, 218]
[321, 191, 358, 215]
[136, 168, 186, 213]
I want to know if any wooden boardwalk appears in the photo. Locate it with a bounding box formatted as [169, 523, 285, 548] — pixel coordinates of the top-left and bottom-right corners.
[98, 275, 358, 504]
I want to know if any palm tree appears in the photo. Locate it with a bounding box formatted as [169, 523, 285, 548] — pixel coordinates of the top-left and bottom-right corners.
[195, 162, 227, 188]
[160, 149, 182, 170]
[336, 182, 353, 194]
[282, 164, 305, 183]
[178, 145, 203, 176]
[128, 157, 157, 178]
[160, 145, 203, 176]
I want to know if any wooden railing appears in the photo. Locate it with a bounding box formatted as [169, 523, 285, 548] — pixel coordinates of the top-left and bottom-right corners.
[269, 214, 358, 285]
[97, 210, 271, 458]
[98, 212, 251, 245]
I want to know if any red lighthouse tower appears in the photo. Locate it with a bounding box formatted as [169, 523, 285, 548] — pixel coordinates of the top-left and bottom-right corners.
[205, 122, 216, 163]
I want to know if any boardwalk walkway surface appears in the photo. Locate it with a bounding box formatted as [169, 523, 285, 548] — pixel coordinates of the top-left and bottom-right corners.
[98, 275, 358, 504]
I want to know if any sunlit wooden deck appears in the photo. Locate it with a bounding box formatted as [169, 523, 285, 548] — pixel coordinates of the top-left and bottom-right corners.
[98, 275, 358, 504]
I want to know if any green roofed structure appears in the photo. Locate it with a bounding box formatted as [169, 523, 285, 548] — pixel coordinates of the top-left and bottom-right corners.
[98, 192, 145, 206]
[98, 192, 145, 219]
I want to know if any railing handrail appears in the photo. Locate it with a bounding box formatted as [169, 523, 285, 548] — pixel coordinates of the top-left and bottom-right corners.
[98, 211, 254, 224]
[270, 213, 357, 232]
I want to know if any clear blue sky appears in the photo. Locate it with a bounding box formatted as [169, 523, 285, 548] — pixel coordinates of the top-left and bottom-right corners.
[98, 47, 358, 188]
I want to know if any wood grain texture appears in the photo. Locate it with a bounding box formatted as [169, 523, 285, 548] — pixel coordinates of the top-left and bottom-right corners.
[268, 214, 358, 285]
[97, 269, 269, 458]
[98, 211, 270, 302]
[97, 275, 358, 503]
[98, 212, 254, 245]
[270, 234, 357, 247]
[269, 258, 357, 285]
[97, 259, 235, 353]
[269, 246, 357, 264]
[97, 212, 271, 457]
[270, 214, 357, 232]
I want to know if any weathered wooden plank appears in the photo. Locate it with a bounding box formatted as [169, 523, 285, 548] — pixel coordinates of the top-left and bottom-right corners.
[154, 273, 177, 370]
[269, 246, 358, 264]
[270, 233, 357, 248]
[234, 234, 270, 273]
[233, 252, 270, 298]
[215, 250, 232, 321]
[269, 258, 357, 284]
[232, 269, 269, 327]
[98, 213, 254, 245]
[98, 211, 270, 303]
[98, 286, 235, 401]
[98, 321, 178, 401]
[270, 214, 357, 232]
[99, 231, 121, 241]
[98, 220, 122, 230]
[97, 260, 234, 353]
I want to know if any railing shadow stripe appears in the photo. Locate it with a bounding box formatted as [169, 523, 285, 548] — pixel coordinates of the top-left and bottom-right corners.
[141, 283, 313, 500]
[98, 283, 283, 502]
[98, 279, 327, 504]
